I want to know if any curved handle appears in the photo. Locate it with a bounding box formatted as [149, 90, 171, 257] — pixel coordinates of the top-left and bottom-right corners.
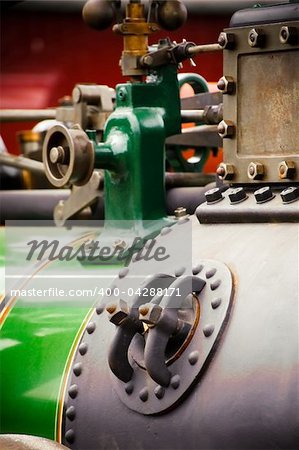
[144, 276, 206, 387]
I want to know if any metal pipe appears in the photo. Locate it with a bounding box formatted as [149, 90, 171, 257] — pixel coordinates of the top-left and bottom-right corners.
[0, 109, 56, 122]
[187, 43, 222, 56]
[0, 153, 45, 174]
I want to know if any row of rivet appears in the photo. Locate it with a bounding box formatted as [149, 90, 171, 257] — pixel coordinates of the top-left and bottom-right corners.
[65, 307, 103, 444]
[205, 186, 299, 205]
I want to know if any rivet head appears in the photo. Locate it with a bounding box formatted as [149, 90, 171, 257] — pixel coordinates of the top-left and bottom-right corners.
[188, 351, 199, 365]
[203, 324, 215, 337]
[78, 342, 88, 356]
[175, 267, 186, 277]
[170, 374, 180, 389]
[210, 279, 221, 291]
[96, 306, 104, 315]
[65, 429, 75, 444]
[68, 384, 78, 399]
[205, 188, 223, 204]
[86, 321, 96, 334]
[192, 264, 203, 275]
[280, 186, 299, 204]
[73, 363, 82, 377]
[66, 406, 76, 421]
[161, 227, 171, 236]
[119, 267, 129, 279]
[228, 187, 247, 204]
[211, 298, 222, 309]
[254, 186, 275, 204]
[206, 268, 217, 279]
[154, 385, 165, 399]
[125, 382, 134, 395]
[139, 387, 149, 402]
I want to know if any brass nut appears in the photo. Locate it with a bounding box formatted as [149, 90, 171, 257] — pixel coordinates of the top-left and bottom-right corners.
[139, 303, 162, 326]
[278, 160, 296, 179]
[247, 162, 264, 180]
[218, 32, 235, 49]
[217, 120, 235, 138]
[217, 163, 235, 180]
[248, 28, 264, 47]
[106, 299, 129, 325]
[217, 76, 235, 95]
[279, 26, 297, 45]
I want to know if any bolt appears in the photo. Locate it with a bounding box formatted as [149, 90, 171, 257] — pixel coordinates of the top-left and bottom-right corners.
[49, 146, 65, 164]
[174, 207, 187, 218]
[106, 299, 129, 325]
[247, 162, 264, 180]
[248, 28, 264, 47]
[278, 160, 296, 179]
[280, 186, 299, 204]
[217, 120, 235, 138]
[205, 188, 224, 204]
[113, 239, 127, 250]
[217, 32, 235, 49]
[139, 303, 162, 326]
[228, 187, 248, 204]
[217, 163, 235, 180]
[254, 186, 275, 204]
[216, 76, 235, 95]
[279, 26, 297, 44]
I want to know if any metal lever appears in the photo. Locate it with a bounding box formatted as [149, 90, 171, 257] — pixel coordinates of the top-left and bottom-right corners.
[141, 276, 206, 387]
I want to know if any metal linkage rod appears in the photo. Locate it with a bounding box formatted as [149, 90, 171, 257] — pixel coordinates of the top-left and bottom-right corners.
[186, 43, 222, 55]
[0, 153, 45, 175]
[0, 109, 56, 122]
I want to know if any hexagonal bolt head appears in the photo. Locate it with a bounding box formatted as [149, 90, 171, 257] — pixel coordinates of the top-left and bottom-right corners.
[278, 160, 296, 179]
[216, 163, 235, 180]
[106, 299, 129, 325]
[280, 186, 299, 204]
[217, 76, 235, 95]
[139, 303, 163, 326]
[217, 120, 235, 138]
[218, 32, 235, 49]
[247, 162, 264, 180]
[279, 26, 297, 45]
[248, 28, 264, 47]
[254, 186, 274, 204]
[228, 187, 248, 204]
[174, 207, 187, 218]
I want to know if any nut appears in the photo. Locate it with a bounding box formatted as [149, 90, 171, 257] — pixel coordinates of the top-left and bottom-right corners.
[280, 186, 299, 204]
[217, 76, 235, 95]
[217, 163, 235, 180]
[106, 299, 129, 325]
[217, 120, 235, 138]
[217, 32, 235, 49]
[139, 303, 162, 326]
[248, 28, 264, 47]
[228, 187, 247, 204]
[278, 160, 296, 179]
[247, 162, 264, 180]
[205, 187, 223, 204]
[279, 26, 297, 45]
[254, 186, 275, 204]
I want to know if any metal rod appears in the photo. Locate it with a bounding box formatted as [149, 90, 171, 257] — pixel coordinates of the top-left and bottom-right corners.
[187, 43, 222, 56]
[0, 109, 56, 122]
[181, 110, 205, 123]
[0, 153, 45, 174]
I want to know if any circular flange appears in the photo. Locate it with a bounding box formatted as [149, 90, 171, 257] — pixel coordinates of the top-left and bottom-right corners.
[43, 124, 94, 188]
[62, 219, 233, 446]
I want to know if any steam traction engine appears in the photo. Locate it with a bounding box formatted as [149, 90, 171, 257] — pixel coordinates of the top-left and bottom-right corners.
[0, 1, 298, 449]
